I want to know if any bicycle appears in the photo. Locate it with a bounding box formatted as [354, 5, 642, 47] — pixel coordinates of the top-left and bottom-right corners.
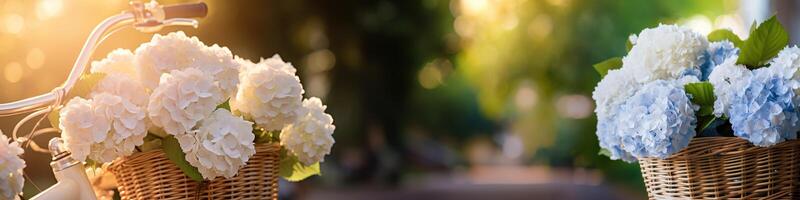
[0, 1, 208, 199]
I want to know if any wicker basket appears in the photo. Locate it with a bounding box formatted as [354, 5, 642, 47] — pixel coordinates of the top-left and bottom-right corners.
[108, 143, 280, 200]
[638, 137, 800, 199]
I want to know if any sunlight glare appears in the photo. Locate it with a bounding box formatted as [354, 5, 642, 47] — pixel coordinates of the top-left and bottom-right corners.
[36, 0, 63, 20]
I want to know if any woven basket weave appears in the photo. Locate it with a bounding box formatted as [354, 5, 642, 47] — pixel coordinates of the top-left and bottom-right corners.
[108, 143, 280, 200]
[638, 137, 800, 199]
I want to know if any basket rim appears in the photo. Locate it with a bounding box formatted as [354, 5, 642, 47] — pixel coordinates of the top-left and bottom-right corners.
[108, 142, 281, 170]
[638, 137, 800, 161]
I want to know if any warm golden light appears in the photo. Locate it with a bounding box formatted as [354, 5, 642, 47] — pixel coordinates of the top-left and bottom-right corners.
[418, 63, 443, 89]
[4, 14, 24, 34]
[461, 0, 489, 15]
[4, 62, 23, 83]
[36, 0, 63, 20]
[26, 48, 45, 69]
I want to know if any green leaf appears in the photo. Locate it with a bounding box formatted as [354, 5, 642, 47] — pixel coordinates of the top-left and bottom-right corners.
[139, 134, 163, 152]
[598, 148, 611, 157]
[593, 57, 622, 78]
[625, 37, 633, 52]
[68, 73, 106, 100]
[707, 29, 743, 47]
[216, 99, 230, 111]
[279, 149, 321, 182]
[737, 15, 789, 68]
[162, 136, 203, 182]
[684, 82, 716, 108]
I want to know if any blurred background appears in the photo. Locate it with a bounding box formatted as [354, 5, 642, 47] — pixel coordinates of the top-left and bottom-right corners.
[0, 0, 789, 199]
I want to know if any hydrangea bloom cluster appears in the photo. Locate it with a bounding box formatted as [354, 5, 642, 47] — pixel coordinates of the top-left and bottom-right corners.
[90, 49, 139, 77]
[623, 24, 708, 83]
[708, 56, 751, 117]
[177, 109, 255, 179]
[0, 134, 25, 200]
[596, 18, 800, 163]
[135, 31, 240, 96]
[700, 41, 739, 80]
[594, 24, 705, 162]
[593, 69, 640, 162]
[147, 67, 224, 136]
[56, 31, 336, 181]
[281, 97, 336, 165]
[232, 55, 304, 131]
[60, 50, 149, 163]
[770, 46, 800, 86]
[616, 80, 697, 158]
[725, 67, 800, 146]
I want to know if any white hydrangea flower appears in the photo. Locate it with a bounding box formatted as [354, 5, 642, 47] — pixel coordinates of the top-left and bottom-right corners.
[148, 68, 224, 136]
[90, 48, 138, 78]
[59, 97, 111, 162]
[87, 93, 147, 163]
[770, 46, 800, 89]
[135, 31, 239, 96]
[60, 93, 148, 163]
[93, 73, 149, 107]
[232, 55, 304, 131]
[628, 34, 638, 46]
[624, 24, 708, 83]
[281, 97, 335, 165]
[709, 56, 752, 117]
[0, 134, 25, 200]
[176, 109, 255, 179]
[592, 68, 641, 119]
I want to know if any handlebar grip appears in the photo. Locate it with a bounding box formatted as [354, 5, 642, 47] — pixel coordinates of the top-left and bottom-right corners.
[163, 2, 208, 19]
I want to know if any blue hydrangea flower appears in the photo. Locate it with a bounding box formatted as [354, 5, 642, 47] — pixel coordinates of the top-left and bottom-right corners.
[615, 80, 697, 159]
[699, 41, 739, 80]
[597, 117, 637, 162]
[728, 68, 800, 147]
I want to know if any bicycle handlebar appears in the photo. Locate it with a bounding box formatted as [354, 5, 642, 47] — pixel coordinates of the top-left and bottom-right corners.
[0, 1, 206, 116]
[164, 2, 208, 19]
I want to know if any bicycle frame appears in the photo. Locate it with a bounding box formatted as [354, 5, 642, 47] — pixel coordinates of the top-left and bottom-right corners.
[0, 1, 207, 199]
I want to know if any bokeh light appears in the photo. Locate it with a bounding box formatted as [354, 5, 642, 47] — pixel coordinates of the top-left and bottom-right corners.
[26, 48, 45, 69]
[3, 14, 24, 34]
[4, 62, 22, 83]
[36, 0, 63, 20]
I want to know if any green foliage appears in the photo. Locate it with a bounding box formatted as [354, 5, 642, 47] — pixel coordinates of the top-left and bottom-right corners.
[162, 136, 204, 182]
[253, 126, 279, 144]
[593, 57, 623, 78]
[598, 148, 611, 157]
[707, 29, 743, 47]
[737, 15, 789, 68]
[216, 99, 231, 111]
[279, 148, 321, 182]
[684, 82, 716, 132]
[625, 37, 634, 52]
[684, 82, 715, 112]
[139, 134, 163, 152]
